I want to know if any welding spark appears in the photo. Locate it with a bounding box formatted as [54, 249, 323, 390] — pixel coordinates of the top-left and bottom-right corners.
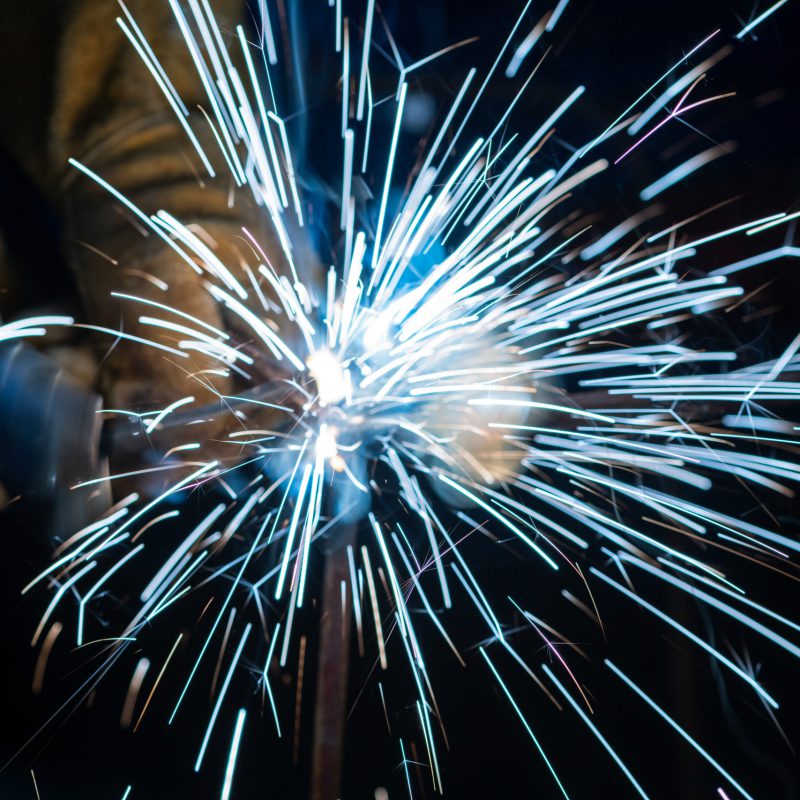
[13, 0, 800, 797]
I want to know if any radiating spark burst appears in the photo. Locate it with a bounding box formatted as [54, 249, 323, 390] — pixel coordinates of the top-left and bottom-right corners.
[13, 0, 800, 796]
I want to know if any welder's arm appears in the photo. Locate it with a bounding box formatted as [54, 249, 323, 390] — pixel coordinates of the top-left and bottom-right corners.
[51, 0, 271, 411]
[2, 0, 297, 413]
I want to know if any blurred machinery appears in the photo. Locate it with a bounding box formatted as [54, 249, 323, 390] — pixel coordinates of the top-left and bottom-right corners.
[0, 342, 110, 536]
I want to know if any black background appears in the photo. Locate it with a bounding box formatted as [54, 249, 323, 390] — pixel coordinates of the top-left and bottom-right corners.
[2, 0, 800, 798]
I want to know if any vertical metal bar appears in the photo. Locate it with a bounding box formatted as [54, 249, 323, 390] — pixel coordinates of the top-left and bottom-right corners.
[310, 522, 356, 800]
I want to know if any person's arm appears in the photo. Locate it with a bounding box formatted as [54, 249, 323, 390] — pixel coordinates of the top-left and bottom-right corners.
[2, 0, 296, 412]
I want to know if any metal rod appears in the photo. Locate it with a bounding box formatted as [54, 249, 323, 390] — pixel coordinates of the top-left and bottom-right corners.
[310, 520, 356, 800]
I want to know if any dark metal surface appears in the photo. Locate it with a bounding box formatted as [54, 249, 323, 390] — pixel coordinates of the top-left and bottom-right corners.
[0, 342, 110, 537]
[310, 521, 356, 800]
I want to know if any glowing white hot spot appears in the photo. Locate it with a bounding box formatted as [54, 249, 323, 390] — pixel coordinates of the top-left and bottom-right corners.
[307, 350, 347, 406]
[362, 311, 393, 352]
[316, 424, 345, 472]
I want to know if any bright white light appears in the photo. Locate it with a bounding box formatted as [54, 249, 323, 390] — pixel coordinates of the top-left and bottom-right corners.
[317, 424, 338, 459]
[307, 349, 347, 406]
[316, 424, 346, 472]
[362, 311, 393, 351]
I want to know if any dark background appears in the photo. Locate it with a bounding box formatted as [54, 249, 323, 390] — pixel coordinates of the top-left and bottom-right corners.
[2, 0, 800, 798]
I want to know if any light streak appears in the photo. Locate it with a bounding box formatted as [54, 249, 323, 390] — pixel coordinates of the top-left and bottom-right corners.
[546, 0, 571, 32]
[372, 82, 408, 271]
[356, 0, 375, 120]
[220, 709, 246, 800]
[195, 624, 252, 772]
[480, 647, 570, 798]
[0, 315, 74, 341]
[399, 739, 414, 799]
[736, 0, 791, 39]
[639, 142, 735, 202]
[581, 29, 720, 156]
[134, 633, 183, 732]
[362, 545, 388, 670]
[31, 623, 62, 696]
[120, 658, 150, 730]
[542, 665, 649, 798]
[506, 13, 550, 78]
[590, 568, 779, 709]
[116, 10, 215, 177]
[606, 660, 755, 800]
[262, 622, 283, 737]
[627, 47, 732, 137]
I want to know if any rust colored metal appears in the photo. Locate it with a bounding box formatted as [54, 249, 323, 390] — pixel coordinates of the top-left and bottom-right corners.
[310, 521, 357, 800]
